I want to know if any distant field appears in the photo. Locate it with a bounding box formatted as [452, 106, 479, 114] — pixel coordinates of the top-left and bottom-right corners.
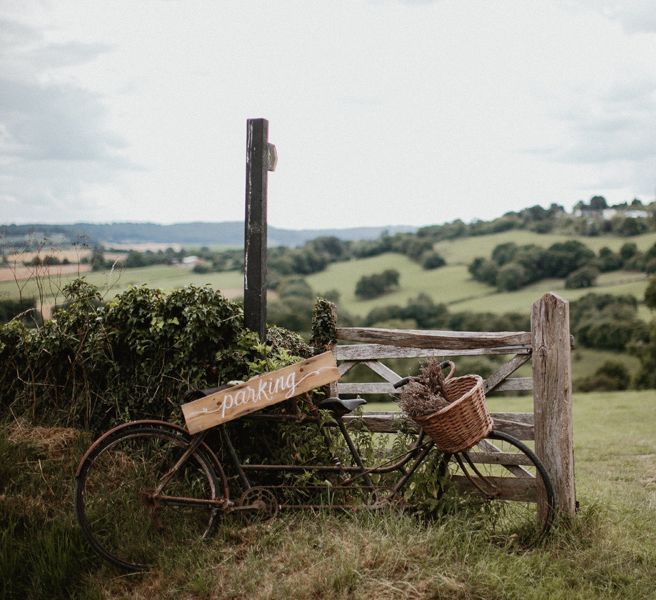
[307, 249, 650, 319]
[0, 264, 244, 303]
[307, 254, 491, 317]
[2, 229, 654, 323]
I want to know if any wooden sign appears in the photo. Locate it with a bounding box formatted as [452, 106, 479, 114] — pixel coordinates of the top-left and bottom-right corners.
[182, 351, 339, 434]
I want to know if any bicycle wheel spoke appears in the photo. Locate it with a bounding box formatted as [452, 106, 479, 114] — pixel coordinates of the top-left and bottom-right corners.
[76, 423, 225, 571]
[440, 431, 555, 547]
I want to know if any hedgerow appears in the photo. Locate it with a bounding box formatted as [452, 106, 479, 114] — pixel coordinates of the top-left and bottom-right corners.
[0, 279, 307, 432]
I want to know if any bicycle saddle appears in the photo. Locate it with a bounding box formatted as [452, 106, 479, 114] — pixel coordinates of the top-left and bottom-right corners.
[318, 396, 367, 416]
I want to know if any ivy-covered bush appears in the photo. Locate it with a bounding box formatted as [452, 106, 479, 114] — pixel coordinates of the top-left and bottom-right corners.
[0, 280, 307, 432]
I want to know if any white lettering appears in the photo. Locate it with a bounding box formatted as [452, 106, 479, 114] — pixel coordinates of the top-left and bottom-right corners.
[284, 371, 297, 399]
[221, 394, 234, 418]
[257, 378, 270, 403]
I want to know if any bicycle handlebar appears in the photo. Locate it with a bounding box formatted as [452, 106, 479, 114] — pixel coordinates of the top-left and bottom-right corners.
[393, 376, 415, 389]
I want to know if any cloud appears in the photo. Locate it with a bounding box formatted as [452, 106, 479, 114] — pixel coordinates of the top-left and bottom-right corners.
[564, 1, 656, 34]
[0, 18, 129, 223]
[536, 76, 656, 165]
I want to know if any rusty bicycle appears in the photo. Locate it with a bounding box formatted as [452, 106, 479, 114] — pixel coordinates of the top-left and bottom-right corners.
[75, 356, 555, 571]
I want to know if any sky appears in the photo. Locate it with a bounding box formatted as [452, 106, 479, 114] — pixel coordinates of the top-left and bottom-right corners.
[1, 0, 655, 230]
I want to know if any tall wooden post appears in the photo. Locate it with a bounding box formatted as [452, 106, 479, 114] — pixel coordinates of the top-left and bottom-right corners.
[244, 118, 276, 341]
[531, 292, 576, 517]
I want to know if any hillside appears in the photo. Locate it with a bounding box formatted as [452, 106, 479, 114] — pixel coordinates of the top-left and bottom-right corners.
[0, 222, 416, 249]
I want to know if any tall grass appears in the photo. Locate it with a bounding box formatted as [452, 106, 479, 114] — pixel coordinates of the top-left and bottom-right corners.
[2, 390, 655, 599]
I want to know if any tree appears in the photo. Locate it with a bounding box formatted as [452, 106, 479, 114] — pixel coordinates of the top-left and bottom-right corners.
[645, 277, 656, 311]
[565, 265, 599, 289]
[468, 257, 498, 286]
[597, 247, 622, 272]
[589, 195, 608, 210]
[421, 251, 446, 270]
[90, 246, 106, 271]
[620, 242, 638, 261]
[491, 242, 518, 266]
[495, 263, 527, 291]
[544, 240, 595, 277]
[355, 269, 400, 300]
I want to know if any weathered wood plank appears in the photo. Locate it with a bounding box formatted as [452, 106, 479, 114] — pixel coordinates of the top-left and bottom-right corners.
[338, 361, 357, 376]
[182, 352, 339, 434]
[490, 377, 533, 392]
[363, 360, 401, 383]
[484, 354, 532, 393]
[334, 344, 531, 360]
[342, 411, 534, 439]
[490, 418, 534, 440]
[476, 437, 533, 477]
[465, 452, 533, 466]
[532, 293, 576, 516]
[489, 412, 533, 424]
[336, 327, 532, 349]
[338, 378, 532, 396]
[337, 382, 397, 395]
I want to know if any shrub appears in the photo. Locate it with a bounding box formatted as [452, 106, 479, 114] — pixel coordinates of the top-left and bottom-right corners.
[355, 270, 400, 300]
[0, 280, 292, 431]
[645, 277, 656, 311]
[192, 263, 211, 274]
[565, 265, 599, 289]
[575, 361, 630, 392]
[495, 263, 527, 291]
[421, 251, 446, 270]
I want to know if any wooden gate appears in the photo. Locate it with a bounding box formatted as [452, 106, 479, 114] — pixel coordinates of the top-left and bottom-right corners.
[328, 292, 576, 517]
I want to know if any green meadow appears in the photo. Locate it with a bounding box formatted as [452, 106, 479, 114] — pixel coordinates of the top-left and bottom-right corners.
[307, 252, 650, 319]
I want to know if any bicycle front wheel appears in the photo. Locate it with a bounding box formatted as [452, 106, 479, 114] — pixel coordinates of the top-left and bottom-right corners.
[437, 430, 555, 547]
[75, 421, 227, 571]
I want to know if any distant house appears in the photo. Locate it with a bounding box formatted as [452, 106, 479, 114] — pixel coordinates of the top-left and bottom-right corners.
[602, 208, 650, 220]
[182, 255, 201, 265]
[574, 207, 650, 220]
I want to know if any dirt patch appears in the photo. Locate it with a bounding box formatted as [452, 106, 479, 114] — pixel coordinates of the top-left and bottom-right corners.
[0, 263, 91, 282]
[8, 419, 79, 459]
[6, 248, 92, 264]
[102, 242, 182, 252]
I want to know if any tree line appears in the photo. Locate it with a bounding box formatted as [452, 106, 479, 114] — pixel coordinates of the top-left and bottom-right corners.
[469, 239, 656, 292]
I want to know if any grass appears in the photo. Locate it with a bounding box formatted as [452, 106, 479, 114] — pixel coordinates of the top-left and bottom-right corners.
[308, 251, 650, 319]
[307, 254, 491, 317]
[2, 390, 655, 599]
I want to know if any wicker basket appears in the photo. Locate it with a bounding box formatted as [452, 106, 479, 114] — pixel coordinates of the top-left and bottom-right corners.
[413, 371, 492, 454]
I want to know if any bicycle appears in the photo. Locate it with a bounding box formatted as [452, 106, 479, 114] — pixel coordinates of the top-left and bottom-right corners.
[75, 362, 556, 571]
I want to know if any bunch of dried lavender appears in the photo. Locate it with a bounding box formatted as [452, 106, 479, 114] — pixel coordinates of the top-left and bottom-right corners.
[398, 358, 451, 419]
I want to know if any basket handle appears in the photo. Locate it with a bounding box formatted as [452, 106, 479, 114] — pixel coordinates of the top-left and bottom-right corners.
[439, 360, 456, 380]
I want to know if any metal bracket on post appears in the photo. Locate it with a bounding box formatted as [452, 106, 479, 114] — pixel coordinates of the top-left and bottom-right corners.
[244, 118, 274, 342]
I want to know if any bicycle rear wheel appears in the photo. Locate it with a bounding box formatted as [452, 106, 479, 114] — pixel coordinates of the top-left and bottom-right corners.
[437, 430, 555, 547]
[75, 421, 227, 571]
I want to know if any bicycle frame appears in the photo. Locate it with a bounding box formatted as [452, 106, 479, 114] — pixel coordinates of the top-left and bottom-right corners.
[218, 411, 437, 509]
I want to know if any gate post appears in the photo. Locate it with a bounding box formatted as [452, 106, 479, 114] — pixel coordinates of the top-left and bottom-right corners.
[244, 118, 276, 341]
[531, 292, 576, 517]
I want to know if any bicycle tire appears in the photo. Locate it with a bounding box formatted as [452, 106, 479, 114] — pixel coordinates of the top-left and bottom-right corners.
[437, 430, 555, 547]
[75, 421, 228, 571]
